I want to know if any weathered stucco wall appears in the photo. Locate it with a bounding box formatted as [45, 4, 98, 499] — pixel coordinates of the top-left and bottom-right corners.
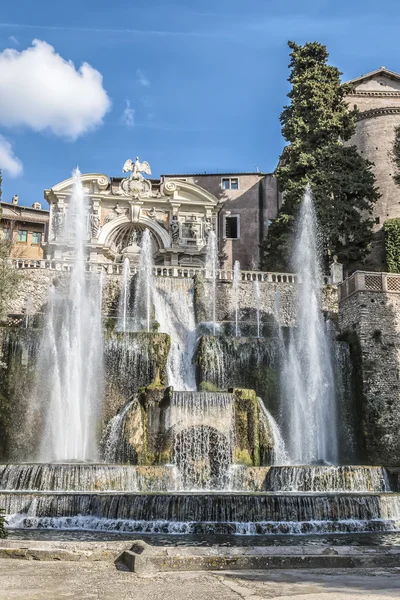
[339, 290, 400, 465]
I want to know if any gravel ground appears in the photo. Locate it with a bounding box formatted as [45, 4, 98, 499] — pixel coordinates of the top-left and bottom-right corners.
[0, 561, 399, 600]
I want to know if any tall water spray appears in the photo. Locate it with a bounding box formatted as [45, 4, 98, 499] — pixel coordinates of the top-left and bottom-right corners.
[133, 230, 154, 332]
[281, 187, 338, 464]
[117, 257, 131, 332]
[254, 280, 261, 337]
[232, 260, 241, 336]
[38, 169, 103, 461]
[205, 231, 218, 335]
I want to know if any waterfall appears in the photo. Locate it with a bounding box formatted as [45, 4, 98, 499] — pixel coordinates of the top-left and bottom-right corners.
[133, 230, 154, 332]
[281, 187, 338, 465]
[264, 466, 392, 493]
[103, 399, 136, 463]
[0, 463, 177, 492]
[253, 280, 261, 337]
[169, 391, 235, 490]
[205, 231, 218, 335]
[4, 491, 400, 535]
[257, 399, 289, 465]
[153, 278, 197, 390]
[232, 260, 241, 336]
[36, 169, 103, 462]
[117, 257, 131, 332]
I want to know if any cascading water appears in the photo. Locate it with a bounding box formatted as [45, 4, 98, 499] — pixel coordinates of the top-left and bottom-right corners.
[133, 230, 154, 332]
[205, 231, 218, 334]
[103, 399, 136, 463]
[281, 187, 338, 465]
[117, 257, 131, 332]
[35, 170, 103, 462]
[169, 391, 235, 490]
[253, 279, 261, 337]
[153, 278, 197, 390]
[232, 260, 241, 336]
[257, 399, 289, 465]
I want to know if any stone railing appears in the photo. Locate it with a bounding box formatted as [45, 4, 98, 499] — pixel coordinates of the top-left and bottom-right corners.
[339, 271, 400, 302]
[8, 258, 300, 284]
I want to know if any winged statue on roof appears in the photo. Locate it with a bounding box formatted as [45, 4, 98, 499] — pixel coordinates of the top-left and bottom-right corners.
[123, 156, 152, 182]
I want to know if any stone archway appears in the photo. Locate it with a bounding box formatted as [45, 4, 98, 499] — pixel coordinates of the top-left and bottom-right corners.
[97, 215, 171, 260]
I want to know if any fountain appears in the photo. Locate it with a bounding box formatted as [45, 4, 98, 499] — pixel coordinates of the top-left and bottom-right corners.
[281, 187, 338, 465]
[0, 177, 399, 541]
[232, 260, 241, 336]
[205, 231, 218, 334]
[253, 280, 261, 337]
[34, 169, 103, 462]
[153, 278, 197, 390]
[133, 229, 154, 332]
[117, 257, 131, 332]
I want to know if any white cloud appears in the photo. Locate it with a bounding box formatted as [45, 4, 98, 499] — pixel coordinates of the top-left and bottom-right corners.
[136, 68, 150, 87]
[0, 135, 22, 177]
[8, 35, 19, 45]
[0, 39, 111, 140]
[122, 100, 135, 127]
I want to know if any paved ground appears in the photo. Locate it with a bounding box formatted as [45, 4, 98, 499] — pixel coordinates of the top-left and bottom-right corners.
[0, 561, 399, 600]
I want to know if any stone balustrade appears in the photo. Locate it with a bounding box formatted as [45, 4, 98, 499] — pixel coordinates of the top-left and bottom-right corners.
[339, 271, 400, 302]
[8, 258, 300, 284]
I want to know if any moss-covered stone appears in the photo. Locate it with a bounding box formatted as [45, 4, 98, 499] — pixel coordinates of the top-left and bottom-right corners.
[231, 388, 261, 467]
[195, 335, 281, 416]
[199, 381, 220, 392]
[102, 332, 170, 425]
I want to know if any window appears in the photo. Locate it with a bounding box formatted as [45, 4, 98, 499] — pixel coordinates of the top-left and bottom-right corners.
[221, 177, 239, 190]
[17, 230, 27, 243]
[32, 232, 42, 244]
[2, 228, 11, 240]
[225, 215, 240, 239]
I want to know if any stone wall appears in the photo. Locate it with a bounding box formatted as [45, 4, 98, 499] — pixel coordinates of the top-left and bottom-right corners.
[339, 291, 400, 465]
[6, 269, 339, 326]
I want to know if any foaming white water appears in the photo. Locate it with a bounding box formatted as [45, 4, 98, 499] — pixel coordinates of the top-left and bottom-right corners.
[153, 278, 197, 390]
[169, 391, 235, 490]
[133, 230, 154, 332]
[233, 260, 241, 336]
[37, 169, 103, 461]
[205, 231, 218, 335]
[281, 187, 338, 464]
[117, 257, 131, 332]
[257, 399, 289, 465]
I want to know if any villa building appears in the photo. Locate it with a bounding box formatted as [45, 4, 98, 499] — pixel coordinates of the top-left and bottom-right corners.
[44, 169, 281, 270]
[0, 195, 49, 259]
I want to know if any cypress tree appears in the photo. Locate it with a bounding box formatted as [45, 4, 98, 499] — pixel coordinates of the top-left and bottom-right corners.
[261, 41, 379, 272]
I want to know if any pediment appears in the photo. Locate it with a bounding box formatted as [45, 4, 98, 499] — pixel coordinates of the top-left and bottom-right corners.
[347, 68, 400, 93]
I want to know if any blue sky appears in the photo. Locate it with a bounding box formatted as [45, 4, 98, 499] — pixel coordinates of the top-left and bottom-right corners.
[1, 0, 400, 208]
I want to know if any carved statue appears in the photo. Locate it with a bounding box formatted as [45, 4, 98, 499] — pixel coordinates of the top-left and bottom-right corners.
[187, 223, 197, 239]
[204, 218, 213, 242]
[170, 218, 180, 244]
[123, 156, 152, 181]
[53, 209, 64, 238]
[129, 229, 138, 246]
[90, 211, 100, 238]
[104, 203, 127, 224]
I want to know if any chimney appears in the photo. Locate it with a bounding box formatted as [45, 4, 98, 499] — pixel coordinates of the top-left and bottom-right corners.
[12, 194, 19, 205]
[32, 202, 42, 210]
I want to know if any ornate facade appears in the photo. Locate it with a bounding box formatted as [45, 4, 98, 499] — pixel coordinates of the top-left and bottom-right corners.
[44, 161, 281, 269]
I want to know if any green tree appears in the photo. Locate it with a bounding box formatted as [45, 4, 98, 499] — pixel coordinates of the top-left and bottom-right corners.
[261, 41, 379, 272]
[0, 170, 20, 321]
